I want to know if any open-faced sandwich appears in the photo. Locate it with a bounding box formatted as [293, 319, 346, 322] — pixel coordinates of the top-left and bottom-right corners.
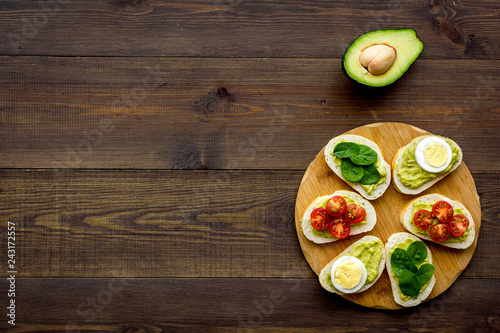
[319, 236, 385, 294]
[400, 194, 475, 249]
[386, 232, 436, 307]
[392, 135, 462, 195]
[324, 135, 391, 200]
[302, 190, 376, 244]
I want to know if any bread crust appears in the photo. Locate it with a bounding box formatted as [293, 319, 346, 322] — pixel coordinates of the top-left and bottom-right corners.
[399, 194, 475, 249]
[301, 190, 377, 244]
[385, 232, 436, 307]
[392, 135, 463, 195]
[324, 134, 391, 200]
[319, 235, 385, 294]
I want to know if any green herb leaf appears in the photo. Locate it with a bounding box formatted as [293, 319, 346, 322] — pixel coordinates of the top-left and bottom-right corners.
[416, 264, 435, 286]
[349, 145, 378, 166]
[360, 164, 380, 185]
[333, 142, 360, 159]
[407, 241, 427, 265]
[340, 158, 364, 182]
[391, 248, 417, 277]
[399, 269, 421, 299]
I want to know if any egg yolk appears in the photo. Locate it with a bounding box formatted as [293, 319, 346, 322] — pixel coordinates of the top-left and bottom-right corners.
[424, 143, 448, 168]
[334, 261, 362, 289]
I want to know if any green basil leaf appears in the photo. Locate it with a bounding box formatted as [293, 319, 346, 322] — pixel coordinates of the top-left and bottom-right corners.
[333, 142, 360, 159]
[360, 164, 380, 185]
[340, 158, 364, 182]
[416, 264, 435, 286]
[407, 241, 427, 265]
[391, 248, 417, 277]
[349, 145, 378, 166]
[399, 269, 421, 299]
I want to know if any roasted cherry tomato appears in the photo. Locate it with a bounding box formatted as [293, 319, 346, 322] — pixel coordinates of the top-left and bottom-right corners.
[345, 204, 366, 224]
[450, 214, 469, 237]
[432, 200, 454, 223]
[329, 217, 350, 239]
[310, 208, 331, 230]
[430, 223, 451, 242]
[325, 196, 347, 217]
[413, 209, 433, 230]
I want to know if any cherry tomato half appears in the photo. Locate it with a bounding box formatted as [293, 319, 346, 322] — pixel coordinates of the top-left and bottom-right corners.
[432, 200, 454, 223]
[450, 214, 469, 237]
[329, 217, 350, 239]
[345, 204, 366, 224]
[325, 196, 347, 217]
[430, 223, 451, 242]
[310, 208, 331, 230]
[413, 209, 433, 230]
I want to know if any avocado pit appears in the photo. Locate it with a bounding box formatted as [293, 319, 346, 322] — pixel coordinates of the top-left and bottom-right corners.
[359, 44, 397, 75]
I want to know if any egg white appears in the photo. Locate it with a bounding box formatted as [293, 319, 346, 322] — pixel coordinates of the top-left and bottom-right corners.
[331, 256, 367, 294]
[414, 136, 452, 173]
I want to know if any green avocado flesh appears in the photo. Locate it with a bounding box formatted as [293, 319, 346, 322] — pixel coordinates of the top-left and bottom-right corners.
[342, 29, 424, 87]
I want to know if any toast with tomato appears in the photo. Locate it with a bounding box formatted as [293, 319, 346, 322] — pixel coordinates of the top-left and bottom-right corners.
[324, 134, 391, 200]
[319, 236, 385, 294]
[386, 232, 436, 307]
[392, 135, 463, 195]
[301, 190, 377, 244]
[400, 194, 476, 249]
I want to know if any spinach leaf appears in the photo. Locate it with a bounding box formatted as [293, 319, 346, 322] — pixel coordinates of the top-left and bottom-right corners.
[333, 142, 360, 159]
[340, 158, 364, 182]
[360, 164, 380, 185]
[391, 248, 417, 277]
[349, 145, 378, 166]
[398, 269, 421, 299]
[416, 264, 435, 286]
[407, 241, 427, 265]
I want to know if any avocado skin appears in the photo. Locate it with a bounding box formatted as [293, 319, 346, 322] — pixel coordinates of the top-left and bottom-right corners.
[342, 29, 424, 88]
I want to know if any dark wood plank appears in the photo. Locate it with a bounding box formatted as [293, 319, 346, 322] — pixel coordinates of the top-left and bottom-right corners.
[1, 57, 499, 170]
[0, 0, 498, 58]
[0, 169, 498, 278]
[2, 277, 499, 331]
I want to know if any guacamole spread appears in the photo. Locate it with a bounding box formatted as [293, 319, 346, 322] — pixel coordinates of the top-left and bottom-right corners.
[333, 156, 387, 195]
[410, 202, 469, 243]
[389, 238, 431, 302]
[311, 196, 367, 238]
[397, 138, 459, 189]
[324, 240, 383, 290]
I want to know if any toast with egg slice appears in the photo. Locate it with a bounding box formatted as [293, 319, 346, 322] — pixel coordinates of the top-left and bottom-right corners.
[400, 194, 476, 249]
[392, 135, 463, 195]
[324, 134, 391, 200]
[302, 190, 376, 244]
[319, 235, 385, 294]
[386, 232, 436, 307]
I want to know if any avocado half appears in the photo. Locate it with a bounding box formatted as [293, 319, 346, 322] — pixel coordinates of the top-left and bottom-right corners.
[342, 29, 424, 87]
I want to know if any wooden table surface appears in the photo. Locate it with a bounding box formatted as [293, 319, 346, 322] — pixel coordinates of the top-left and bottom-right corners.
[1, 0, 499, 332]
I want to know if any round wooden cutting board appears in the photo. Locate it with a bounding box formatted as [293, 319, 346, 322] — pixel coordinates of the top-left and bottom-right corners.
[295, 122, 481, 310]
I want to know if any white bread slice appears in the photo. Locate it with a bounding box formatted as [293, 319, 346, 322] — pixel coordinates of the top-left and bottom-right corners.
[301, 190, 376, 244]
[385, 232, 436, 307]
[400, 194, 475, 249]
[319, 235, 385, 294]
[392, 135, 463, 195]
[324, 134, 391, 200]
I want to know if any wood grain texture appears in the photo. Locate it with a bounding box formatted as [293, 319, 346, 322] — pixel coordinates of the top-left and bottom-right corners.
[1, 57, 499, 170]
[0, 168, 497, 279]
[0, 0, 498, 58]
[295, 123, 480, 309]
[1, 278, 499, 332]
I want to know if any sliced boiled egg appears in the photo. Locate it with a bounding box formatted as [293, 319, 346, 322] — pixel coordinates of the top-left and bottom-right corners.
[331, 256, 367, 294]
[414, 136, 452, 173]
